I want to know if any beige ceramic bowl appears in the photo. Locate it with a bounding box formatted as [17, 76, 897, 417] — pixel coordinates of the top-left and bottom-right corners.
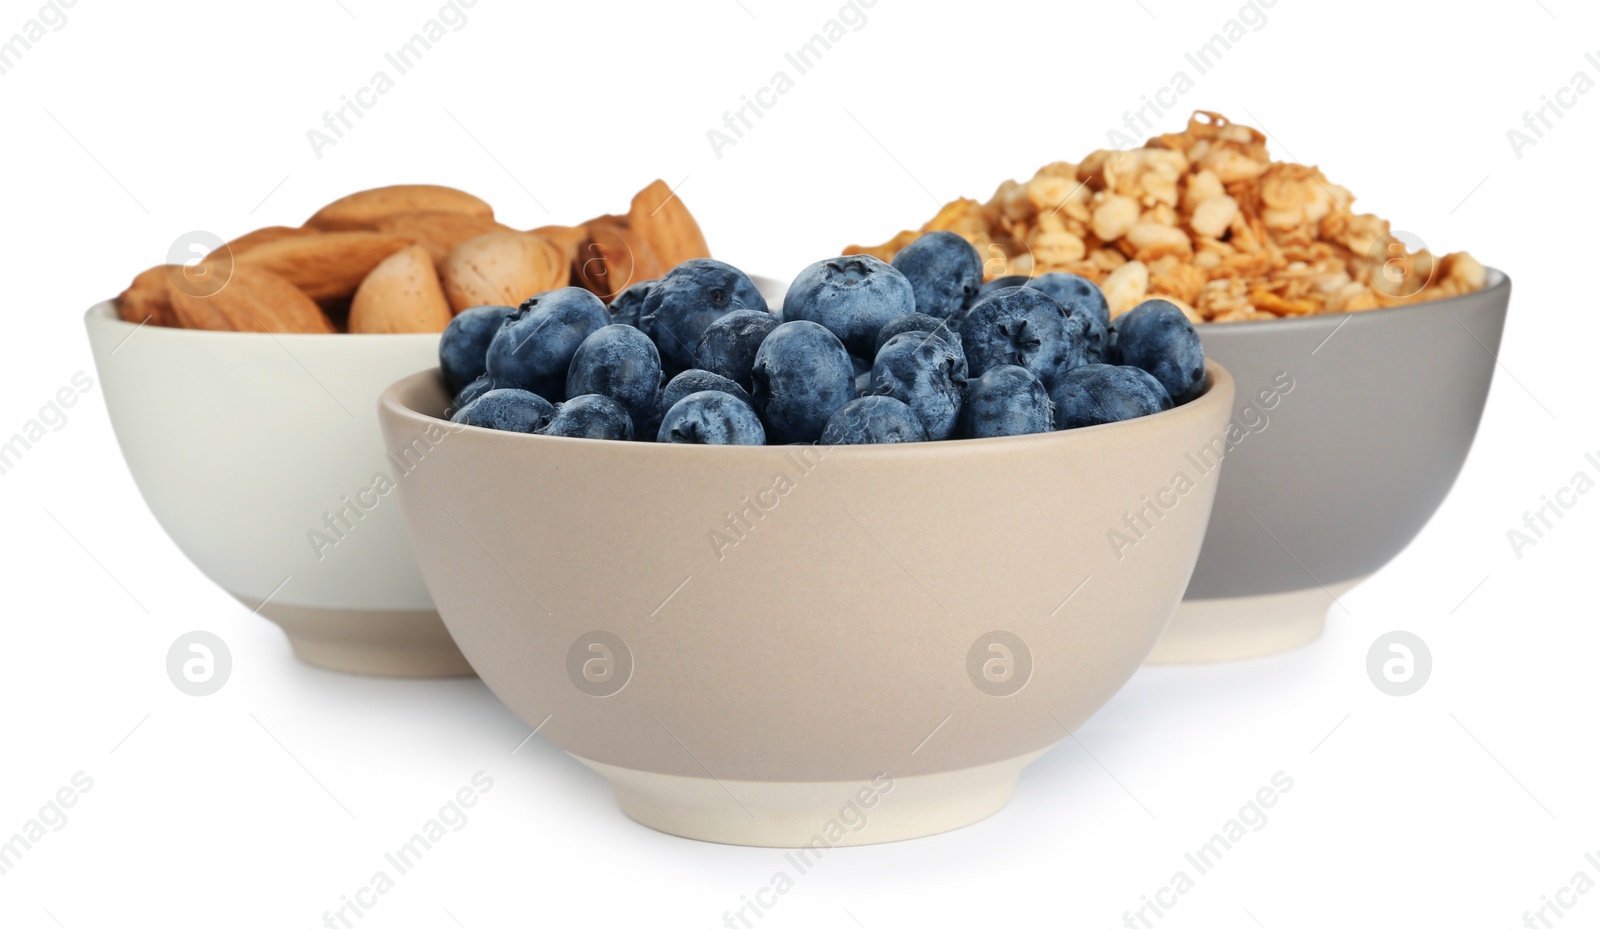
[85, 302, 471, 676]
[378, 360, 1236, 846]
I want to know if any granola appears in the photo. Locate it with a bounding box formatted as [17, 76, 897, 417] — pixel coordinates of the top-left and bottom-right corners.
[844, 111, 1486, 322]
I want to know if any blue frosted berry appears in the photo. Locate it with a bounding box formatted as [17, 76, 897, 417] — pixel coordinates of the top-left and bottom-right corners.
[749, 320, 855, 444]
[821, 395, 929, 444]
[484, 288, 609, 401]
[890, 231, 983, 319]
[954, 286, 1081, 383]
[960, 365, 1054, 438]
[1026, 273, 1109, 330]
[694, 309, 779, 389]
[657, 390, 766, 445]
[450, 388, 555, 433]
[642, 369, 752, 441]
[1048, 364, 1172, 430]
[867, 332, 966, 440]
[874, 312, 963, 358]
[540, 394, 635, 440]
[448, 373, 497, 417]
[1027, 273, 1109, 363]
[782, 255, 916, 357]
[608, 279, 657, 334]
[1110, 299, 1207, 404]
[440, 304, 512, 394]
[566, 324, 661, 429]
[659, 369, 751, 409]
[643, 259, 767, 372]
[979, 274, 1029, 297]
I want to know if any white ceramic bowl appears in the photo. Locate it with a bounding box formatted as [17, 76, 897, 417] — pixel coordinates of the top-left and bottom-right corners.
[84, 302, 471, 676]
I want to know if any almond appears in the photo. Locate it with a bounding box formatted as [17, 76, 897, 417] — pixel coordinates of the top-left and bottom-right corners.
[440, 231, 566, 313]
[529, 224, 587, 268]
[306, 184, 494, 231]
[116, 266, 179, 327]
[235, 232, 413, 303]
[168, 264, 335, 333]
[220, 225, 314, 256]
[627, 179, 710, 268]
[348, 245, 453, 334]
[572, 216, 663, 301]
[371, 211, 510, 267]
[572, 215, 672, 299]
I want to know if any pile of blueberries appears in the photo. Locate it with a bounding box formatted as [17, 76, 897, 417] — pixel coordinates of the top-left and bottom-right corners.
[438, 231, 1207, 444]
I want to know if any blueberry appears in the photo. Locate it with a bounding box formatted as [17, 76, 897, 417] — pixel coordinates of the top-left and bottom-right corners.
[1026, 273, 1109, 363]
[608, 280, 657, 334]
[657, 391, 767, 445]
[540, 393, 634, 440]
[694, 309, 779, 389]
[643, 369, 753, 441]
[872, 322, 967, 387]
[749, 320, 855, 444]
[867, 332, 966, 440]
[954, 286, 1081, 384]
[448, 373, 498, 417]
[854, 370, 874, 397]
[643, 259, 767, 372]
[960, 365, 1054, 439]
[1110, 299, 1207, 403]
[1026, 273, 1109, 329]
[874, 312, 963, 357]
[782, 255, 916, 357]
[821, 395, 929, 444]
[450, 388, 555, 433]
[658, 369, 752, 409]
[1064, 309, 1109, 366]
[979, 274, 1029, 297]
[890, 231, 983, 319]
[1048, 364, 1172, 430]
[440, 305, 512, 395]
[566, 324, 661, 429]
[484, 288, 609, 401]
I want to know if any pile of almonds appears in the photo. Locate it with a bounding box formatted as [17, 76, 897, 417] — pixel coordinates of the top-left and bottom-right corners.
[846, 111, 1487, 322]
[116, 181, 710, 333]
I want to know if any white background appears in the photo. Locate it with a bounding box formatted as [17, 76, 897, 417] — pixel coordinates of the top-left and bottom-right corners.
[2, 0, 1597, 927]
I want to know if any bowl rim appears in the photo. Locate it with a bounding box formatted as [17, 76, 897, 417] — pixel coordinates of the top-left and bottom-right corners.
[757, 268, 1509, 332]
[84, 278, 790, 343]
[380, 358, 1236, 458]
[85, 265, 1508, 343]
[83, 299, 442, 344]
[1188, 266, 1510, 332]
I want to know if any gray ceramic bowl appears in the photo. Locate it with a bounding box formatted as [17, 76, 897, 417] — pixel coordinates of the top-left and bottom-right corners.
[378, 362, 1236, 846]
[1149, 269, 1511, 662]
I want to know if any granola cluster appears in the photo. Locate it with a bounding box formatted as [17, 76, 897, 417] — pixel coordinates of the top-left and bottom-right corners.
[845, 112, 1486, 322]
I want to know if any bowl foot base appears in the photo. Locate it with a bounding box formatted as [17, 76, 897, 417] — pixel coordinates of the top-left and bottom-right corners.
[573, 746, 1056, 847]
[244, 599, 475, 677]
[1147, 577, 1367, 664]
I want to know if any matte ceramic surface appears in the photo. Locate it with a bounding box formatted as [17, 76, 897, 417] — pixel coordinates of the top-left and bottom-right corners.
[378, 361, 1236, 845]
[1147, 576, 1365, 664]
[251, 602, 473, 677]
[581, 747, 1053, 847]
[1165, 270, 1509, 659]
[84, 302, 469, 677]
